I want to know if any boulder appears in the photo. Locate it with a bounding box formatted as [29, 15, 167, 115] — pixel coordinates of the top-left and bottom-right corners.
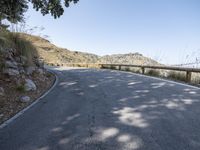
[24, 79, 37, 91]
[20, 96, 31, 103]
[25, 66, 36, 75]
[0, 87, 4, 96]
[37, 68, 45, 75]
[5, 60, 18, 69]
[2, 50, 14, 61]
[20, 56, 27, 65]
[15, 57, 21, 63]
[35, 60, 44, 68]
[19, 67, 25, 74]
[0, 114, 4, 118]
[3, 68, 20, 76]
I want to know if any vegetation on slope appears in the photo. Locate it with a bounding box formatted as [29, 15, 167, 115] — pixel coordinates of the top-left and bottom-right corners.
[21, 33, 160, 66]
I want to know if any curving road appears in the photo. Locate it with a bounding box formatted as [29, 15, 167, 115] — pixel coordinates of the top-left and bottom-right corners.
[0, 68, 200, 150]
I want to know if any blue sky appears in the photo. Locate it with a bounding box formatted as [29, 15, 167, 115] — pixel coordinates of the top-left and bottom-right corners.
[25, 0, 200, 65]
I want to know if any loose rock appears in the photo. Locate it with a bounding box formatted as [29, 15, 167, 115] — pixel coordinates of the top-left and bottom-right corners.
[3, 68, 20, 76]
[5, 60, 18, 69]
[20, 56, 27, 65]
[37, 68, 44, 75]
[0, 114, 4, 118]
[25, 66, 36, 75]
[20, 96, 31, 103]
[24, 79, 37, 91]
[0, 87, 4, 96]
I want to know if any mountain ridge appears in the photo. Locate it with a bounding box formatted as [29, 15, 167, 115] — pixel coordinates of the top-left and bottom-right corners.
[21, 33, 160, 66]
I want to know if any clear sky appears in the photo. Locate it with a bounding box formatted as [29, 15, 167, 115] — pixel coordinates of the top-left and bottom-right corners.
[25, 0, 200, 65]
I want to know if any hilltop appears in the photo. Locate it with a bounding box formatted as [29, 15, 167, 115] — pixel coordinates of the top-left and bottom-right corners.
[21, 34, 160, 66]
[98, 53, 159, 65]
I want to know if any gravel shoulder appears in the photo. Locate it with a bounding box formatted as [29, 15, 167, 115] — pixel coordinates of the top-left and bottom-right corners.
[0, 70, 55, 124]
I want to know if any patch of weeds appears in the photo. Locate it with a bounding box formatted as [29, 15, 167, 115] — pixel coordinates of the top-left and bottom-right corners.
[16, 85, 26, 92]
[0, 62, 5, 71]
[110, 66, 116, 70]
[168, 71, 186, 82]
[135, 70, 141, 74]
[46, 72, 52, 78]
[146, 69, 160, 77]
[192, 73, 200, 84]
[124, 67, 130, 71]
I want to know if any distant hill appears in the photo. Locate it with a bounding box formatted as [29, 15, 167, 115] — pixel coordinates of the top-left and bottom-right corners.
[98, 53, 159, 65]
[21, 33, 99, 65]
[22, 34, 160, 66]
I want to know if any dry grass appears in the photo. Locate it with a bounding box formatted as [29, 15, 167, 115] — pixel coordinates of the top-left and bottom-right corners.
[167, 71, 186, 82]
[19, 33, 99, 66]
[0, 30, 37, 66]
[146, 69, 160, 77]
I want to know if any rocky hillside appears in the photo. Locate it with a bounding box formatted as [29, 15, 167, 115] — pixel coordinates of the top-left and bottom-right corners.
[98, 53, 159, 65]
[21, 33, 99, 65]
[0, 31, 55, 124]
[22, 34, 159, 66]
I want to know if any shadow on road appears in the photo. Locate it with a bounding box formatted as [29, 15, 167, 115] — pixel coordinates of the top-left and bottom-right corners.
[1, 68, 200, 150]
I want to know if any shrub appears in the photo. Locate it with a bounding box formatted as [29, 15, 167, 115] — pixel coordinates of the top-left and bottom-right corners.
[0, 30, 37, 66]
[110, 66, 116, 69]
[16, 85, 26, 92]
[167, 71, 186, 82]
[132, 69, 141, 74]
[9, 33, 36, 66]
[146, 69, 160, 77]
[124, 67, 130, 71]
[46, 72, 52, 78]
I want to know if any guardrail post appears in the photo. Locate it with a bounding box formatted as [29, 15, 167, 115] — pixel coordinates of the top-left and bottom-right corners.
[186, 71, 192, 82]
[119, 65, 121, 70]
[141, 67, 145, 74]
[99, 64, 103, 69]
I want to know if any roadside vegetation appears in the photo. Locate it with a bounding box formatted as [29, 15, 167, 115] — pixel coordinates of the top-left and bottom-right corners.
[104, 65, 200, 86]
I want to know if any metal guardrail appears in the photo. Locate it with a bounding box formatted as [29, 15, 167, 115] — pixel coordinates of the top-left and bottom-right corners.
[99, 64, 200, 83]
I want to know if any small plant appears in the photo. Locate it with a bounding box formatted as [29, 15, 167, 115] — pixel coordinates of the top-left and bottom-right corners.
[9, 33, 36, 66]
[46, 72, 52, 78]
[125, 67, 130, 71]
[16, 85, 26, 92]
[168, 71, 186, 82]
[110, 66, 116, 69]
[0, 62, 5, 72]
[134, 69, 141, 74]
[146, 69, 160, 77]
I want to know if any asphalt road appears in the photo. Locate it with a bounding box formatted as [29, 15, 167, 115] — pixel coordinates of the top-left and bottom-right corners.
[0, 68, 200, 150]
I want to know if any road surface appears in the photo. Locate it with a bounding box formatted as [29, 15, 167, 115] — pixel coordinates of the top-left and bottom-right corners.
[0, 68, 200, 150]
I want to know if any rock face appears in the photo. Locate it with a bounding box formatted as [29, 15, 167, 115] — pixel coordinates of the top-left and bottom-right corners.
[20, 96, 31, 103]
[25, 66, 36, 75]
[24, 79, 37, 91]
[0, 87, 4, 96]
[5, 60, 18, 69]
[3, 68, 20, 76]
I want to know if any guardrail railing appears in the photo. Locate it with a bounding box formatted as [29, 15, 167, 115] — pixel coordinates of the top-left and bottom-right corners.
[99, 64, 200, 83]
[47, 62, 200, 83]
